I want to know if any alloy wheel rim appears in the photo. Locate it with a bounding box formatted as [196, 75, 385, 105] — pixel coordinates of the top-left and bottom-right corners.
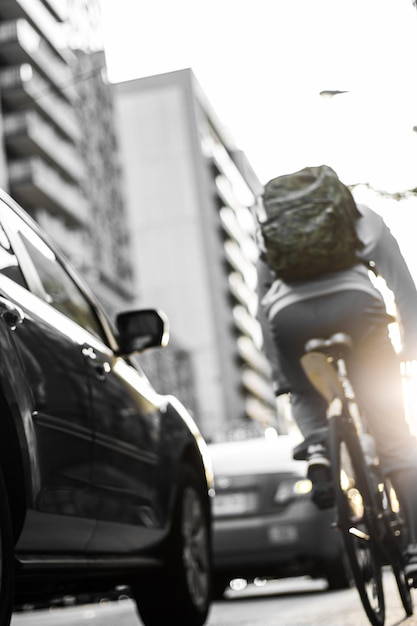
[182, 486, 210, 608]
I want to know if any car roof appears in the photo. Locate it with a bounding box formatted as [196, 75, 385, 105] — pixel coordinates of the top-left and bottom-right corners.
[208, 434, 306, 475]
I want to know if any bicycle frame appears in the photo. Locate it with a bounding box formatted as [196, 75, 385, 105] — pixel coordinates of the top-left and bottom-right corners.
[300, 333, 413, 626]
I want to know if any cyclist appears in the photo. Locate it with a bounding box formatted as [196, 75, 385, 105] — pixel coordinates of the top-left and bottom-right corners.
[256, 165, 417, 580]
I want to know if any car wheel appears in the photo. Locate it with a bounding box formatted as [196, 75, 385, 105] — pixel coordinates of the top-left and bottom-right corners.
[325, 553, 353, 590]
[211, 574, 230, 599]
[133, 463, 211, 626]
[0, 469, 14, 626]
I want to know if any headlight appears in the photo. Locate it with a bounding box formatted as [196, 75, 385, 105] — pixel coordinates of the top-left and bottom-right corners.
[274, 478, 312, 504]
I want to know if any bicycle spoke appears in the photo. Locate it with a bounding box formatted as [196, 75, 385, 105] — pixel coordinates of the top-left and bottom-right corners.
[330, 418, 385, 626]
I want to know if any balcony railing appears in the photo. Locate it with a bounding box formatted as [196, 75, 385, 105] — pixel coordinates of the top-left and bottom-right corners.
[8, 157, 88, 227]
[0, 20, 75, 102]
[215, 174, 256, 237]
[0, 65, 80, 141]
[0, 0, 73, 63]
[232, 304, 263, 347]
[241, 367, 277, 405]
[4, 110, 84, 182]
[228, 271, 257, 316]
[224, 239, 257, 290]
[38, 0, 69, 22]
[237, 335, 272, 378]
[219, 206, 258, 262]
[245, 396, 277, 424]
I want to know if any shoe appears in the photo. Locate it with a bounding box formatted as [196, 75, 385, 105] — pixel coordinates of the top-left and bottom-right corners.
[404, 543, 417, 586]
[292, 428, 329, 461]
[307, 444, 334, 510]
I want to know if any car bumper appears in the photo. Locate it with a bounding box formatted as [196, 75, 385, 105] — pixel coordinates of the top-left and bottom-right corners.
[213, 498, 343, 571]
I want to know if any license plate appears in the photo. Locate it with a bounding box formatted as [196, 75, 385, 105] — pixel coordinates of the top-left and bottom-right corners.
[268, 524, 298, 544]
[213, 492, 257, 516]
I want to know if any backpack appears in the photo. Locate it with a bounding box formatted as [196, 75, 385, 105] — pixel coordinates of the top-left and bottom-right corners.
[257, 165, 364, 281]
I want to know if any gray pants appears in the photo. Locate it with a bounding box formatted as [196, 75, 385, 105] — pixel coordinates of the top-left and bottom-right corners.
[270, 290, 417, 475]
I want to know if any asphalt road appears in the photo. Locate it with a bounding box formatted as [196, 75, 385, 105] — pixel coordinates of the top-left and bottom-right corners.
[10, 570, 417, 626]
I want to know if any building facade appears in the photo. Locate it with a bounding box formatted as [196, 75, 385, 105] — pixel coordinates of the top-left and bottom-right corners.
[113, 69, 278, 441]
[0, 1, 199, 410]
[0, 0, 134, 318]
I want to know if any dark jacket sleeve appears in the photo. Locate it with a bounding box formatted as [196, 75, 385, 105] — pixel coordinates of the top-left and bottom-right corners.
[358, 206, 417, 358]
[256, 259, 292, 395]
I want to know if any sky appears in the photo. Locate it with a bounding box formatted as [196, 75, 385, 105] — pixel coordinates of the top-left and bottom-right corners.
[100, 0, 417, 188]
[99, 0, 417, 273]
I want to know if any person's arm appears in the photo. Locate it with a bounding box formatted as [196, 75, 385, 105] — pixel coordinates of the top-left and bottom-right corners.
[363, 213, 417, 358]
[256, 259, 292, 394]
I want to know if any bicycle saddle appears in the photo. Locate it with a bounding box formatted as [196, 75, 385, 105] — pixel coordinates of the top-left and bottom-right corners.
[300, 351, 344, 404]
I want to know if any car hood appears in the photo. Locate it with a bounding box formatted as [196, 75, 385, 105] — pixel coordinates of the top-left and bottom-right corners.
[208, 434, 306, 476]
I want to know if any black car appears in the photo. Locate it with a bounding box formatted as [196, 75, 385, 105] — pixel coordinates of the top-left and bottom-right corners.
[0, 188, 213, 626]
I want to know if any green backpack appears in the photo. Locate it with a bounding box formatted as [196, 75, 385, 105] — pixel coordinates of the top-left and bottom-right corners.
[258, 165, 364, 281]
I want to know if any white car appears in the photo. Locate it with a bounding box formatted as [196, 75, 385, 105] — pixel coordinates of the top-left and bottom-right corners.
[208, 433, 351, 597]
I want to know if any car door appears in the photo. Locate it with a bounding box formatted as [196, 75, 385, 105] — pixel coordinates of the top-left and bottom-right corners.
[82, 332, 166, 553]
[0, 202, 97, 551]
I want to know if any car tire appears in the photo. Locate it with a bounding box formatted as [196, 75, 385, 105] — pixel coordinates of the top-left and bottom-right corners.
[133, 463, 211, 626]
[325, 552, 353, 591]
[0, 469, 14, 626]
[211, 574, 230, 599]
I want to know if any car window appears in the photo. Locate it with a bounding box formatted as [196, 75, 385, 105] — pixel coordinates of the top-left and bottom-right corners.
[12, 217, 105, 341]
[0, 221, 27, 288]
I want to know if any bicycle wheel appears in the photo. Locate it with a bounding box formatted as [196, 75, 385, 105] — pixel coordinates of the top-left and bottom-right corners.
[392, 559, 413, 616]
[329, 415, 385, 626]
[377, 479, 413, 616]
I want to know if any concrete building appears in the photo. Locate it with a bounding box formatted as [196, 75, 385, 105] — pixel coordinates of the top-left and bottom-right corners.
[113, 69, 278, 441]
[0, 1, 199, 410]
[0, 0, 134, 317]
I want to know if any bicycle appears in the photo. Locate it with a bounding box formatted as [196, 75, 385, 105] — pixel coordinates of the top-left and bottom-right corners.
[300, 332, 413, 626]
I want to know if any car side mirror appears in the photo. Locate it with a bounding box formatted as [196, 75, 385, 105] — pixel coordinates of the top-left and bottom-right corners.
[116, 309, 169, 355]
